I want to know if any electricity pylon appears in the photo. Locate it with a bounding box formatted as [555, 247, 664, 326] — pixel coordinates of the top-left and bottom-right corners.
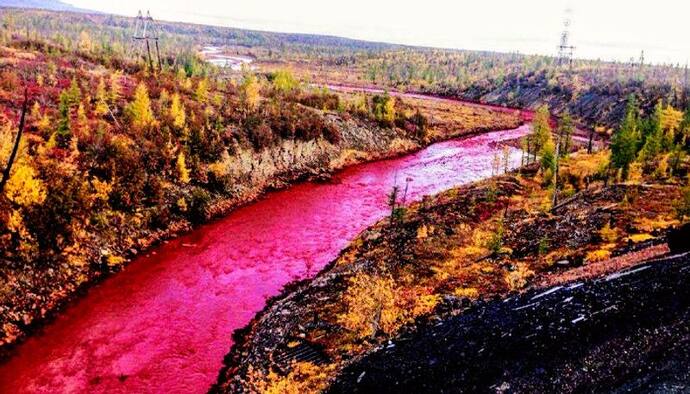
[557, 8, 576, 69]
[132, 10, 162, 72]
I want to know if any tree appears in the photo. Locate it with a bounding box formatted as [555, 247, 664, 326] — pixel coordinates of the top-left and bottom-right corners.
[387, 184, 401, 224]
[557, 112, 574, 157]
[271, 69, 298, 94]
[176, 151, 190, 184]
[195, 79, 209, 103]
[170, 93, 186, 129]
[540, 136, 556, 183]
[66, 77, 81, 106]
[94, 77, 108, 116]
[109, 72, 122, 104]
[681, 105, 690, 142]
[660, 104, 684, 149]
[78, 30, 92, 52]
[56, 90, 72, 148]
[610, 96, 641, 179]
[372, 93, 395, 125]
[531, 105, 552, 161]
[4, 163, 46, 207]
[127, 82, 155, 129]
[240, 73, 260, 110]
[76, 103, 89, 136]
[638, 124, 663, 169]
[0, 90, 28, 195]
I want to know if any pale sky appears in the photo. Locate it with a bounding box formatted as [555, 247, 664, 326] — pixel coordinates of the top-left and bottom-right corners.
[67, 0, 689, 65]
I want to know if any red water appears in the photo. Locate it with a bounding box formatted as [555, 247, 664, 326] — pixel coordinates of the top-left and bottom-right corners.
[0, 126, 530, 394]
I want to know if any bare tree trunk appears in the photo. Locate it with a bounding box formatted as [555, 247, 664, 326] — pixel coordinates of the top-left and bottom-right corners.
[552, 135, 561, 209]
[588, 129, 594, 154]
[0, 89, 28, 194]
[155, 40, 162, 72]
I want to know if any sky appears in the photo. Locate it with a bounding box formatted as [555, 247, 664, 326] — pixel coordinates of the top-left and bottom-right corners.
[66, 0, 689, 65]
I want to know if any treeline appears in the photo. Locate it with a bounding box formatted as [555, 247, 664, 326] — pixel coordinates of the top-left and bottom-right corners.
[518, 98, 690, 219]
[610, 97, 690, 183]
[317, 49, 688, 128]
[0, 8, 399, 69]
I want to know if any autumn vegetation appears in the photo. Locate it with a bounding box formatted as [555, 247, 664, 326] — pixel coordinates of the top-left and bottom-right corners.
[0, 8, 530, 351]
[218, 97, 690, 392]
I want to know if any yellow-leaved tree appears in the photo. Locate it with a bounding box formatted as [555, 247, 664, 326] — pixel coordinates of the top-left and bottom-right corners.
[109, 71, 122, 104]
[240, 73, 260, 110]
[195, 79, 209, 103]
[127, 82, 155, 129]
[661, 105, 684, 135]
[78, 30, 92, 52]
[176, 151, 191, 184]
[339, 272, 397, 338]
[272, 69, 298, 94]
[94, 77, 108, 116]
[5, 163, 47, 207]
[170, 93, 186, 129]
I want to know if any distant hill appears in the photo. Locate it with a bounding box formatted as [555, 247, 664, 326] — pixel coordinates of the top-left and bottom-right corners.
[0, 0, 90, 12]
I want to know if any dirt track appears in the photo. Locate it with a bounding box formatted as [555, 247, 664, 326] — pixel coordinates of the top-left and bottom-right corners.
[330, 252, 690, 393]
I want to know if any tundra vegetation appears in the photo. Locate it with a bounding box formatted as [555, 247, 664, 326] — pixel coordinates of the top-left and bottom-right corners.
[217, 98, 690, 393]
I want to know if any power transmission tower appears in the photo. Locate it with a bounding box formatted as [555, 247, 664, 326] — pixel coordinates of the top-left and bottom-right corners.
[132, 10, 162, 72]
[557, 8, 576, 69]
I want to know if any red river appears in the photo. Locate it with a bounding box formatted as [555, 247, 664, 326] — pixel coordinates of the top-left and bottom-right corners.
[0, 125, 530, 393]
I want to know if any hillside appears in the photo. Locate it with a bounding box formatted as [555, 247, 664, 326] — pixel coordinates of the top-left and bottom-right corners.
[0, 0, 87, 12]
[1, 7, 687, 132]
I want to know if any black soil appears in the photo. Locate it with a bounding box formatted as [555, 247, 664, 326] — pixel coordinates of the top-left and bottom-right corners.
[329, 252, 690, 393]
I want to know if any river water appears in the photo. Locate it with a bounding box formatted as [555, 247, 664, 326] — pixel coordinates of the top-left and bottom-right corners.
[0, 125, 530, 393]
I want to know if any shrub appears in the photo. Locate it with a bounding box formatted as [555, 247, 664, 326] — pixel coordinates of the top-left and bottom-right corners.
[188, 187, 211, 223]
[586, 249, 611, 263]
[599, 223, 618, 243]
[338, 272, 397, 338]
[246, 362, 335, 394]
[504, 263, 535, 291]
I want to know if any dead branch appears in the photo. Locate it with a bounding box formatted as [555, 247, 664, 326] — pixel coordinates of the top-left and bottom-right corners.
[0, 88, 29, 194]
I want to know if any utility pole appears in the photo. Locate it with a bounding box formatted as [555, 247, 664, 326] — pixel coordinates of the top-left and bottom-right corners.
[557, 8, 576, 69]
[132, 10, 162, 73]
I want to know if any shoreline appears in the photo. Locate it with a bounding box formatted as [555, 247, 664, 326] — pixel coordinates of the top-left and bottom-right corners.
[0, 110, 524, 362]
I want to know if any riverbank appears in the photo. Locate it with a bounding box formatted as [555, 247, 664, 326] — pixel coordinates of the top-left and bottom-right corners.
[0, 103, 528, 393]
[213, 154, 685, 392]
[0, 89, 521, 358]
